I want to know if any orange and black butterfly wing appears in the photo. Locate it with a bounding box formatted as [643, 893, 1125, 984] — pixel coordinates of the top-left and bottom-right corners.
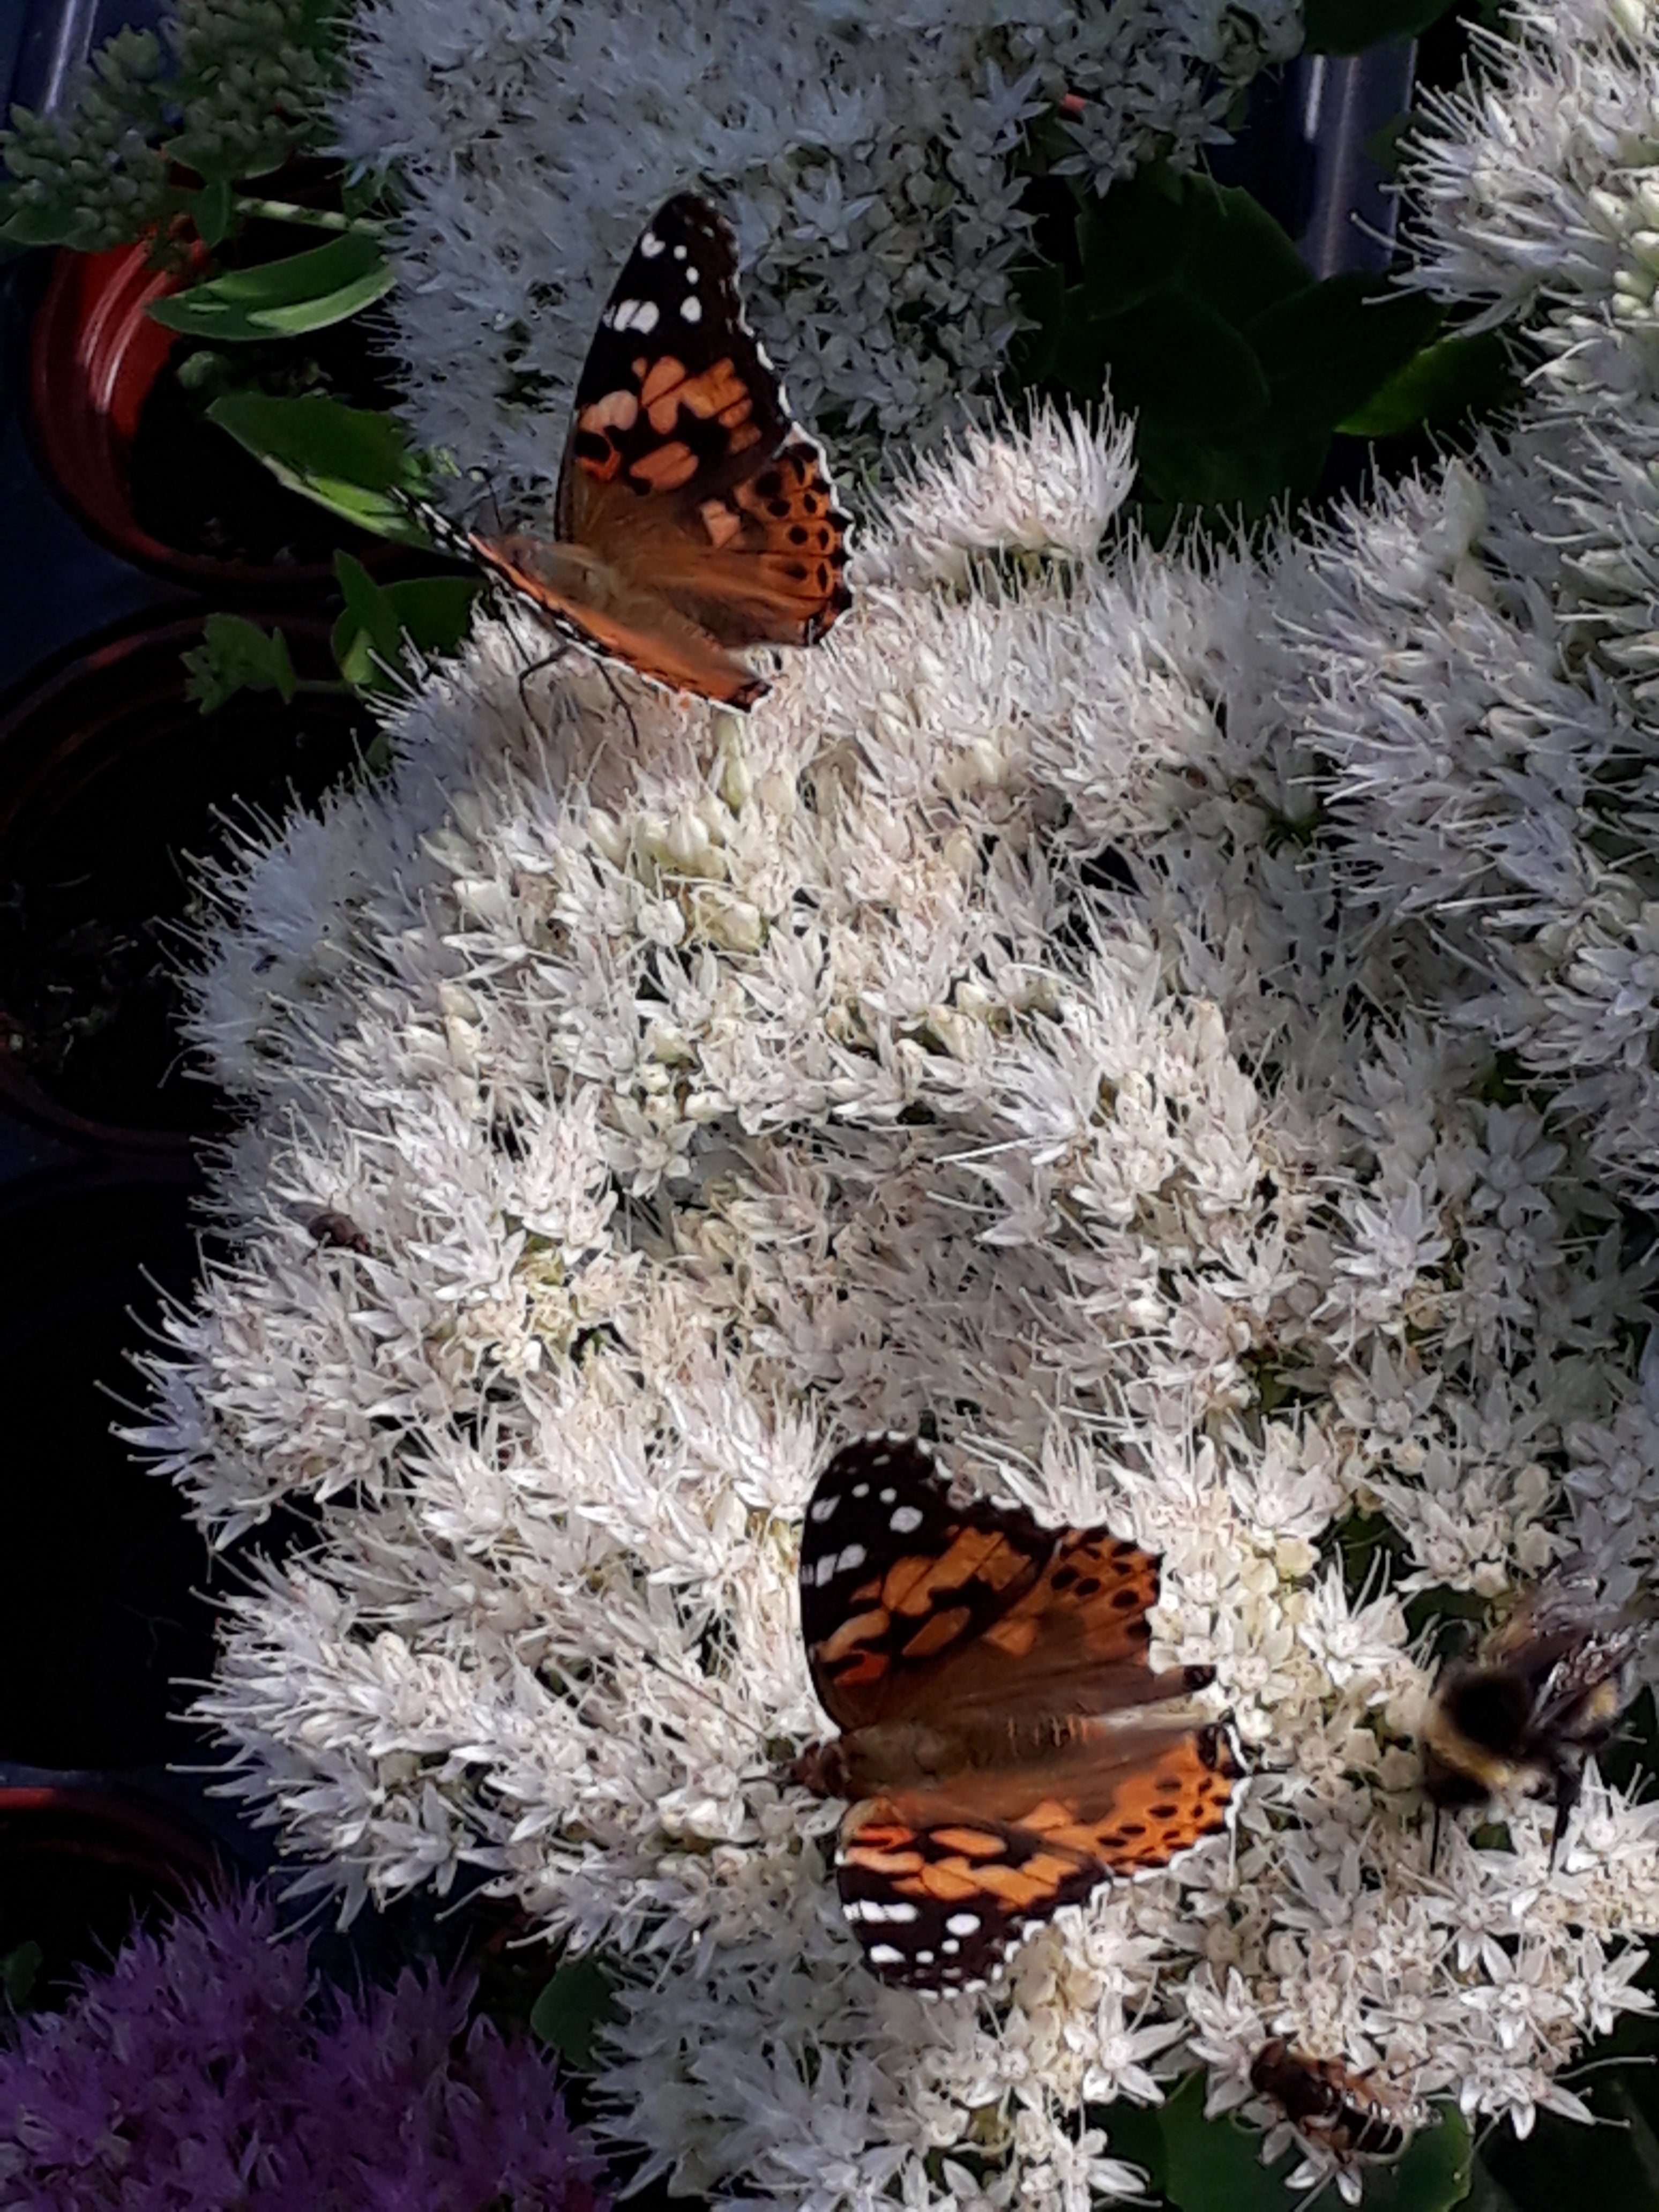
[835, 1721, 1244, 1993]
[799, 1437, 1193, 1733]
[552, 194, 852, 654]
[798, 1436, 1054, 1733]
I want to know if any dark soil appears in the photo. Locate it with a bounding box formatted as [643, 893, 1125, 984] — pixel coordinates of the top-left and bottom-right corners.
[0, 625, 374, 1135]
[125, 223, 402, 568]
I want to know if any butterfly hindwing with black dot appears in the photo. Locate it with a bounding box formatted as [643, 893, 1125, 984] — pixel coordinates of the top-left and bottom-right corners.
[792, 1435, 1243, 1994]
[464, 193, 851, 709]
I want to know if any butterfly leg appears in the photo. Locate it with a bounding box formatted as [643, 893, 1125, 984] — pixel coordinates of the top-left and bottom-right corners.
[595, 661, 641, 753]
[515, 644, 573, 734]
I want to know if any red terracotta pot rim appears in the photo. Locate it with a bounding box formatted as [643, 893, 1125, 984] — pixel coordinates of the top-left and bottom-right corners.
[29, 238, 351, 596]
[0, 1784, 220, 1894]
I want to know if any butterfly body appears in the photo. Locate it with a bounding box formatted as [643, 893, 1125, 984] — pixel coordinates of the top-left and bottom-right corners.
[1421, 1561, 1647, 1857]
[1250, 2040, 1407, 2164]
[796, 1707, 1194, 1800]
[795, 1434, 1243, 1993]
[458, 194, 851, 709]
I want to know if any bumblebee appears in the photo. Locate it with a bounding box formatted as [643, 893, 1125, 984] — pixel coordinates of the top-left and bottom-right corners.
[1421, 1563, 1647, 1860]
[1250, 2039, 1406, 2163]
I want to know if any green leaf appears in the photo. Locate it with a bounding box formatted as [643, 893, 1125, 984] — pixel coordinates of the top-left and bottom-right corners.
[147, 231, 394, 341]
[331, 552, 479, 694]
[1363, 2105, 1473, 2212]
[1075, 173, 1194, 319]
[0, 1940, 41, 2009]
[0, 200, 85, 248]
[1079, 168, 1311, 329]
[177, 176, 236, 249]
[1096, 295, 1271, 434]
[1158, 2078, 1298, 2212]
[181, 614, 297, 714]
[1103, 2074, 1473, 2212]
[332, 550, 401, 680]
[163, 125, 298, 188]
[1246, 276, 1443, 430]
[1303, 0, 1458, 52]
[529, 1954, 621, 2071]
[1337, 331, 1516, 436]
[206, 393, 436, 545]
[341, 167, 394, 220]
[1134, 414, 1331, 529]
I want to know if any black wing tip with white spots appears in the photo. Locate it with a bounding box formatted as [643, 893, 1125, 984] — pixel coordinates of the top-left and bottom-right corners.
[837, 1876, 1003, 1999]
[835, 1818, 1087, 1999]
[589, 192, 854, 548]
[798, 1433, 943, 1603]
[579, 193, 750, 406]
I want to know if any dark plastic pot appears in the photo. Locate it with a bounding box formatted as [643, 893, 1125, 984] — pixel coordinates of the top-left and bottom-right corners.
[1210, 39, 1418, 278]
[0, 607, 374, 1148]
[27, 236, 237, 588]
[0, 1163, 230, 1772]
[0, 1780, 221, 2005]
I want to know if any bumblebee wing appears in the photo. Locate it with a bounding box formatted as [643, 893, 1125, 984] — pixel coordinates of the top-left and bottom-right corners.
[1530, 1624, 1644, 1742]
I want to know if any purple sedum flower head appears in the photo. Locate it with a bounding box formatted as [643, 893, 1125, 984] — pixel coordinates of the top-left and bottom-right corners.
[0, 1887, 611, 2211]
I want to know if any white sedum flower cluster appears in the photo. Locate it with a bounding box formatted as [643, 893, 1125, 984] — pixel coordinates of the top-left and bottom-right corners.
[137, 5, 1659, 2205]
[331, 0, 1300, 492]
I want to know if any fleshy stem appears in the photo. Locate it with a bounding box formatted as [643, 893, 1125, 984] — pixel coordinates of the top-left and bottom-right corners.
[232, 198, 386, 234]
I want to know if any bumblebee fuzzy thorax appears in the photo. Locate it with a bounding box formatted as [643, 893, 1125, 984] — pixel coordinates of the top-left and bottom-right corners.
[1419, 1568, 1648, 1856]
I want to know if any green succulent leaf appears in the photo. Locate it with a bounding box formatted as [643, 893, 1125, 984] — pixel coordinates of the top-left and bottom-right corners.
[1013, 165, 1485, 534]
[1245, 275, 1443, 427]
[175, 176, 237, 249]
[206, 392, 435, 545]
[331, 551, 479, 694]
[1337, 331, 1517, 436]
[147, 231, 394, 341]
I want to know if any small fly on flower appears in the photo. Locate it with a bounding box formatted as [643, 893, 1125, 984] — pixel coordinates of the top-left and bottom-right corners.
[1250, 2038, 1414, 2167]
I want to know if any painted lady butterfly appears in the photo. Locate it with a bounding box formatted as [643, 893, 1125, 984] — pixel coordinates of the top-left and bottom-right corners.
[454, 193, 852, 709]
[792, 1434, 1244, 1993]
[1250, 2039, 1410, 2165]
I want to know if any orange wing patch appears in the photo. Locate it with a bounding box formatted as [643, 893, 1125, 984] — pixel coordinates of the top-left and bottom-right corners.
[831, 1723, 1241, 1991]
